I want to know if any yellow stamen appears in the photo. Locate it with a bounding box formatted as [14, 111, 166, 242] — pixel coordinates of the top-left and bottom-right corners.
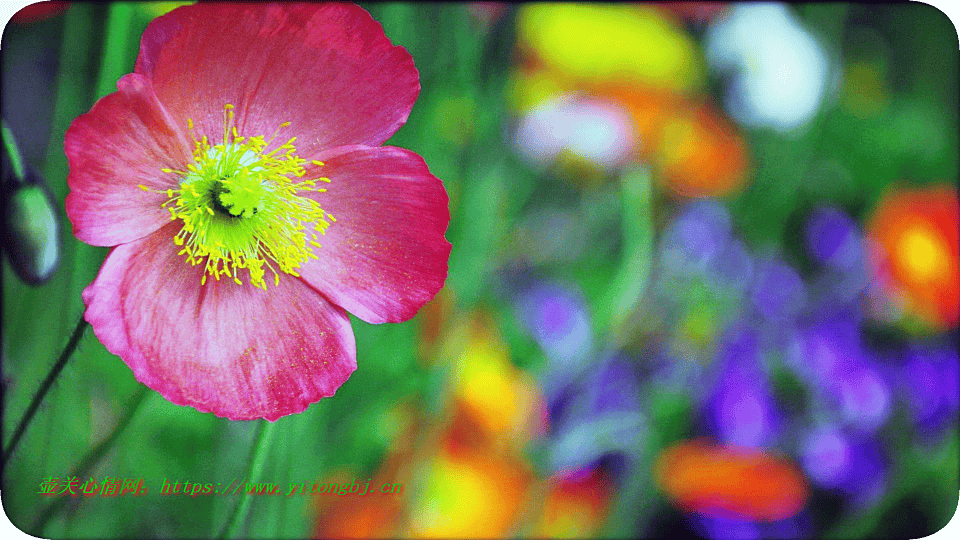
[141, 104, 334, 289]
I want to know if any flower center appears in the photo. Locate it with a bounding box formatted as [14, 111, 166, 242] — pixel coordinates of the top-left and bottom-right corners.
[897, 223, 948, 282]
[140, 104, 334, 289]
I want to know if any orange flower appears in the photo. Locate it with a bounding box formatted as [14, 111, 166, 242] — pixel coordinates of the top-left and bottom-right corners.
[652, 102, 750, 198]
[654, 439, 810, 521]
[565, 84, 750, 198]
[315, 495, 402, 539]
[534, 467, 613, 537]
[597, 84, 686, 158]
[587, 84, 752, 198]
[867, 185, 959, 330]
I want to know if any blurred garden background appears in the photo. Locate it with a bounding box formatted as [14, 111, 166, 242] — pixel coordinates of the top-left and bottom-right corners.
[2, 2, 958, 539]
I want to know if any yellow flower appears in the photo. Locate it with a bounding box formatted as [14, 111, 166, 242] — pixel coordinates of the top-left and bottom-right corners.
[451, 315, 546, 447]
[517, 4, 704, 94]
[409, 438, 531, 538]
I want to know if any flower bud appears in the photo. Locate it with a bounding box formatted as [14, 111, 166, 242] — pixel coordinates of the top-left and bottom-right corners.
[3, 178, 61, 285]
[3, 119, 61, 284]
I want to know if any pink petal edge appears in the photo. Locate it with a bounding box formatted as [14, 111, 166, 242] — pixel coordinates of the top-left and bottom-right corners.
[297, 145, 452, 324]
[82, 223, 358, 421]
[134, 2, 420, 155]
[65, 73, 192, 247]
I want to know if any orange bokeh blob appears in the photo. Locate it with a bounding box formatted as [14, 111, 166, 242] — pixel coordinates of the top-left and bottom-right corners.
[653, 103, 750, 198]
[313, 467, 405, 539]
[654, 439, 810, 521]
[599, 84, 687, 158]
[534, 467, 614, 537]
[867, 185, 959, 329]
[595, 86, 749, 198]
[315, 496, 402, 539]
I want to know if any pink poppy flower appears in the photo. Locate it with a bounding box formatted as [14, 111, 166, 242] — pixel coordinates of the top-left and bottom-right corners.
[64, 3, 451, 421]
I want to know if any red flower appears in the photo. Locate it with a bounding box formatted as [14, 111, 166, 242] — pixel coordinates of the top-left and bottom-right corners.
[65, 3, 451, 420]
[867, 185, 959, 329]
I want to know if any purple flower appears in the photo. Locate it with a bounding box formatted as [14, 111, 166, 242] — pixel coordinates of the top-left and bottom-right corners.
[709, 237, 756, 293]
[585, 355, 643, 415]
[805, 205, 863, 271]
[703, 325, 783, 448]
[691, 513, 809, 540]
[787, 314, 863, 389]
[836, 361, 892, 433]
[800, 426, 851, 489]
[900, 341, 960, 437]
[713, 324, 763, 378]
[660, 200, 733, 276]
[800, 428, 888, 508]
[749, 257, 807, 321]
[787, 315, 891, 432]
[803, 206, 871, 312]
[515, 279, 593, 368]
[708, 379, 780, 448]
[693, 514, 761, 540]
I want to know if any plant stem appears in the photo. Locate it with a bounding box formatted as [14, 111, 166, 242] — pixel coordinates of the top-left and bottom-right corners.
[598, 165, 654, 341]
[218, 420, 279, 539]
[2, 119, 27, 182]
[32, 387, 151, 534]
[1, 315, 89, 469]
[94, 2, 136, 100]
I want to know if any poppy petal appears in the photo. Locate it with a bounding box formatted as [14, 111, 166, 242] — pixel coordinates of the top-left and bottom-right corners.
[135, 2, 419, 153]
[82, 223, 357, 421]
[65, 73, 192, 246]
[298, 145, 451, 324]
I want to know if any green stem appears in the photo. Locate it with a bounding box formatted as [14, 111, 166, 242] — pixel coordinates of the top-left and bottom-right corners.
[1, 315, 89, 469]
[218, 420, 279, 539]
[598, 165, 654, 340]
[32, 387, 151, 534]
[2, 119, 27, 182]
[95, 2, 136, 100]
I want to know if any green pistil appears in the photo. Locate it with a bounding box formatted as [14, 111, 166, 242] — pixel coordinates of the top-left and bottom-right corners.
[139, 104, 333, 289]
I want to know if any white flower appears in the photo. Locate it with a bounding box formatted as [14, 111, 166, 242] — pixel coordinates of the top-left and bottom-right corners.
[515, 94, 635, 171]
[705, 3, 831, 132]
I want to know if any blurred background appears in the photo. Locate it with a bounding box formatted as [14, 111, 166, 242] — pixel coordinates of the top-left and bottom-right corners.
[2, 2, 958, 539]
